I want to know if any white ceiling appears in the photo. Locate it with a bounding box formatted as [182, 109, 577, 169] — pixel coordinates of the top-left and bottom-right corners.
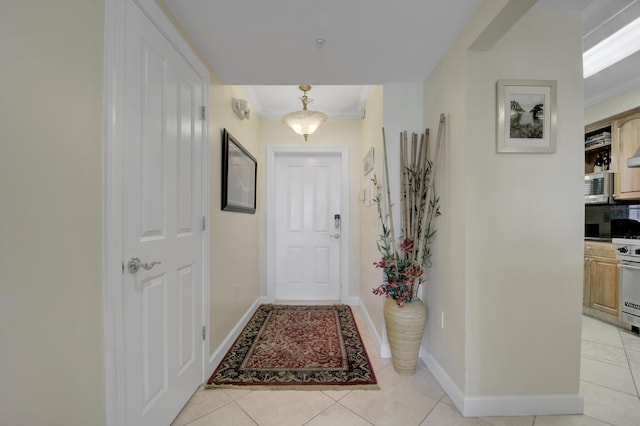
[163, 0, 640, 117]
[163, 0, 482, 118]
[163, 0, 482, 85]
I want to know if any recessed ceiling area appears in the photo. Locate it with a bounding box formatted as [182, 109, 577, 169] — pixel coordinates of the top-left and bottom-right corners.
[242, 85, 373, 119]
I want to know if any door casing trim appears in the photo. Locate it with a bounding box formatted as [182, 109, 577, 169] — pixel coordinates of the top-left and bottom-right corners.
[265, 145, 350, 303]
[103, 1, 210, 424]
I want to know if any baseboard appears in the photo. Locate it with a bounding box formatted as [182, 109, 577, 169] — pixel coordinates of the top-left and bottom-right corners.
[260, 296, 275, 304]
[357, 299, 391, 359]
[583, 306, 629, 329]
[207, 298, 262, 376]
[380, 340, 391, 358]
[420, 348, 584, 417]
[342, 296, 360, 306]
[463, 394, 584, 417]
[420, 348, 465, 412]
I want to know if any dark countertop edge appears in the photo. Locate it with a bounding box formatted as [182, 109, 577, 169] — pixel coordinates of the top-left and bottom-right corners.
[585, 237, 613, 243]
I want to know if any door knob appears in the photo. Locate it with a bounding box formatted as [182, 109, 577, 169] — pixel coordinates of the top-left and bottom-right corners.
[127, 257, 161, 274]
[329, 233, 340, 239]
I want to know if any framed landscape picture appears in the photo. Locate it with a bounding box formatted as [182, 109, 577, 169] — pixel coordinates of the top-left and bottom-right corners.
[363, 147, 374, 176]
[496, 79, 557, 154]
[221, 129, 257, 213]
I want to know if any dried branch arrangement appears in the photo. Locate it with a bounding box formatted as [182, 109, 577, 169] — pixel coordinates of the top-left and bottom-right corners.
[373, 114, 445, 306]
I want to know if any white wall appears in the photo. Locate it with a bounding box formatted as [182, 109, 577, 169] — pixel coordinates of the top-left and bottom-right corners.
[0, 1, 106, 424]
[383, 83, 425, 256]
[424, 1, 584, 415]
[585, 85, 640, 124]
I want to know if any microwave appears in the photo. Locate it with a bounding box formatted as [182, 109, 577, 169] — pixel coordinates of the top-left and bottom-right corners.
[584, 172, 613, 204]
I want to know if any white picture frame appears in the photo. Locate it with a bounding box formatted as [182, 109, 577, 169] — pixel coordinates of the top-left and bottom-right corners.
[363, 147, 374, 176]
[496, 79, 557, 154]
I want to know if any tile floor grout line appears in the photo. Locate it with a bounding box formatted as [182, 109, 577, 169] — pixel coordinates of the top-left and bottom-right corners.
[301, 400, 338, 426]
[618, 325, 640, 398]
[336, 401, 375, 426]
[578, 408, 624, 426]
[581, 337, 625, 348]
[583, 338, 627, 348]
[181, 397, 237, 426]
[535, 413, 611, 426]
[321, 389, 352, 402]
[233, 399, 260, 426]
[580, 377, 640, 398]
[582, 354, 633, 369]
[416, 397, 440, 426]
[580, 414, 619, 426]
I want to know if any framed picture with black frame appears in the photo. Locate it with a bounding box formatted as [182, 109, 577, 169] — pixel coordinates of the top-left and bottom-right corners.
[221, 129, 257, 213]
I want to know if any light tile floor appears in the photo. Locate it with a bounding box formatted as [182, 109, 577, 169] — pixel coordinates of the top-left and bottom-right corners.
[172, 313, 640, 426]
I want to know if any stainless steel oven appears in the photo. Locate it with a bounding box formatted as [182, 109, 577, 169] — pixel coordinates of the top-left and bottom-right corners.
[613, 238, 640, 330]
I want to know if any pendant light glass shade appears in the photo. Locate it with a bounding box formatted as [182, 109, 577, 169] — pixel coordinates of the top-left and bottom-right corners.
[281, 110, 328, 141]
[281, 85, 328, 141]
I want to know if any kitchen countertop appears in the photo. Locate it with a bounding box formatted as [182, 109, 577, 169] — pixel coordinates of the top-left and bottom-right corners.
[585, 237, 612, 243]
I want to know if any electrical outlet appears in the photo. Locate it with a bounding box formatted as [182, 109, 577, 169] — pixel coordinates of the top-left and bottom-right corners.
[441, 312, 444, 329]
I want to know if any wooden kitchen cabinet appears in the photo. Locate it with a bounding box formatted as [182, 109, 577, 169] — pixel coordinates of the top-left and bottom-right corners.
[587, 106, 640, 201]
[584, 242, 619, 316]
[583, 255, 591, 307]
[612, 112, 640, 199]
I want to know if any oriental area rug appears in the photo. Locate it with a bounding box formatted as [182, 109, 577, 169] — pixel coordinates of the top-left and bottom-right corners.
[206, 304, 378, 390]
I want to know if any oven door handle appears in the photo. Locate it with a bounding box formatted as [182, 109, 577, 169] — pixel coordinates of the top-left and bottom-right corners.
[619, 263, 640, 271]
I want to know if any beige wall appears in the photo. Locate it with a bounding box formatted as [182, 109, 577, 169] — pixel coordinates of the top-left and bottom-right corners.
[359, 86, 386, 335]
[422, 0, 508, 393]
[0, 1, 106, 424]
[209, 99, 365, 351]
[464, 9, 584, 396]
[424, 1, 584, 400]
[208, 82, 262, 351]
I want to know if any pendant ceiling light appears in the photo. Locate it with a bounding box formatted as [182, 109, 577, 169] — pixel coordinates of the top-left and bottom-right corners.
[281, 85, 328, 141]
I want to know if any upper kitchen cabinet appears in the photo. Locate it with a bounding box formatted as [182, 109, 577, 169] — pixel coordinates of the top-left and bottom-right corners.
[587, 106, 640, 200]
[584, 125, 612, 174]
[612, 112, 640, 199]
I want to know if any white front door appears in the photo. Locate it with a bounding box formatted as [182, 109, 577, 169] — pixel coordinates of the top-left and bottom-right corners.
[121, 2, 204, 424]
[274, 154, 342, 300]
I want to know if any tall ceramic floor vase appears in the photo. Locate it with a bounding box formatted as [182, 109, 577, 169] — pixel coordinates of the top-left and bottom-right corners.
[384, 297, 427, 375]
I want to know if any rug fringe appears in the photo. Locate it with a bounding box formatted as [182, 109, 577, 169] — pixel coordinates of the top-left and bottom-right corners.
[204, 383, 380, 391]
